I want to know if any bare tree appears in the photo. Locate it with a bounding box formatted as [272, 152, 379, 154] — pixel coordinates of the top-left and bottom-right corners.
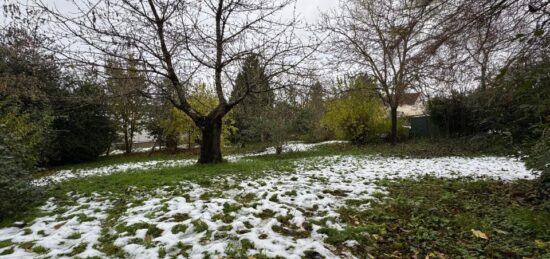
[322, 0, 457, 145]
[36, 0, 315, 163]
[454, 1, 539, 91]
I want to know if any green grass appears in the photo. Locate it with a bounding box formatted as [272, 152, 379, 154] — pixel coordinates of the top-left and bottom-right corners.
[63, 242, 87, 256]
[291, 138, 514, 159]
[1, 139, 534, 258]
[37, 139, 513, 196]
[46, 158, 294, 197]
[191, 220, 209, 233]
[116, 222, 163, 238]
[40, 138, 510, 178]
[36, 149, 201, 177]
[0, 239, 12, 249]
[321, 176, 550, 258]
[38, 142, 280, 176]
[171, 224, 188, 234]
[66, 232, 82, 240]
[32, 245, 49, 254]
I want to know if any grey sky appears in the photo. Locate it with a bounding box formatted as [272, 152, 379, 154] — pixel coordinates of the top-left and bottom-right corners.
[295, 0, 338, 22]
[40, 0, 338, 22]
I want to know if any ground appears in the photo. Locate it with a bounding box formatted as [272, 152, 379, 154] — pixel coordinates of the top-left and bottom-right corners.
[0, 141, 549, 258]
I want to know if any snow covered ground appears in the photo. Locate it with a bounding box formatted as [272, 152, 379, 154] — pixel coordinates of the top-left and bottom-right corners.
[1, 154, 538, 258]
[35, 141, 348, 186]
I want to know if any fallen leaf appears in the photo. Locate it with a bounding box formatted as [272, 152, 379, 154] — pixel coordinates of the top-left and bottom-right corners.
[471, 229, 488, 240]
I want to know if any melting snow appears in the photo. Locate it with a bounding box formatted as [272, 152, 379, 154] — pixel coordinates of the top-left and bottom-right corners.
[35, 141, 348, 186]
[2, 154, 538, 258]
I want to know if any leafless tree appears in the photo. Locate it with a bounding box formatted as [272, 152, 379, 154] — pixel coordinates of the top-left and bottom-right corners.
[322, 0, 459, 145]
[453, 0, 542, 91]
[36, 0, 315, 163]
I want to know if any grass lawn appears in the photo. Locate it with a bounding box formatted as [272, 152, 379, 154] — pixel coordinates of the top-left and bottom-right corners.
[1, 140, 547, 258]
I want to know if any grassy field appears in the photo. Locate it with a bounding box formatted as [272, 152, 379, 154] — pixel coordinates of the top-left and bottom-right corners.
[2, 140, 547, 258]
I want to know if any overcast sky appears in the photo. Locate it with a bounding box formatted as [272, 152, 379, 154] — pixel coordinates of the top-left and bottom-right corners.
[39, 0, 338, 20]
[295, 0, 338, 22]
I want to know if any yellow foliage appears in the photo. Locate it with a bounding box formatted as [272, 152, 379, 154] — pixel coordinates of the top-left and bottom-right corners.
[159, 83, 234, 146]
[322, 77, 387, 143]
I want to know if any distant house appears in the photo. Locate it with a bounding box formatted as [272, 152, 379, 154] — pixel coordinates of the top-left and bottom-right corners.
[389, 92, 426, 118]
[130, 131, 156, 149]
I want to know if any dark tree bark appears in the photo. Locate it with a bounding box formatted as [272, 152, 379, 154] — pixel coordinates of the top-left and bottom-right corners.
[123, 127, 132, 154]
[390, 106, 398, 145]
[197, 117, 223, 164]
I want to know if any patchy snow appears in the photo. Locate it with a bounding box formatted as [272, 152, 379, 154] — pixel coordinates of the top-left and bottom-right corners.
[226, 140, 348, 161]
[295, 155, 538, 181]
[0, 194, 110, 258]
[33, 159, 196, 186]
[106, 145, 201, 156]
[37, 141, 349, 186]
[2, 154, 539, 258]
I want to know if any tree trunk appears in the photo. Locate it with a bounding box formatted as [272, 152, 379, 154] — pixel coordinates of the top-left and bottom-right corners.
[129, 126, 135, 153]
[390, 106, 398, 146]
[166, 134, 178, 153]
[198, 118, 223, 164]
[187, 129, 192, 150]
[124, 127, 132, 154]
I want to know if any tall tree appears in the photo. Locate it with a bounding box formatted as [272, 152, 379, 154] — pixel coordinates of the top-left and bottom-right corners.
[38, 0, 314, 163]
[230, 54, 275, 144]
[322, 0, 454, 145]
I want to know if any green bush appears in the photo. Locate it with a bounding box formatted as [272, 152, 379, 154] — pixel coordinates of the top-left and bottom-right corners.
[428, 92, 477, 137]
[323, 76, 401, 145]
[526, 132, 550, 199]
[44, 81, 117, 165]
[0, 143, 42, 220]
[0, 99, 49, 220]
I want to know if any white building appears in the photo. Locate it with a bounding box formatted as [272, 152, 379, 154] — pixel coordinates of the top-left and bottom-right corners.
[386, 93, 427, 118]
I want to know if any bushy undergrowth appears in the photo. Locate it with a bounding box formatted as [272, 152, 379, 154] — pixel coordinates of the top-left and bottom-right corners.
[0, 147, 41, 220]
[0, 100, 47, 220]
[526, 133, 550, 199]
[322, 177, 550, 258]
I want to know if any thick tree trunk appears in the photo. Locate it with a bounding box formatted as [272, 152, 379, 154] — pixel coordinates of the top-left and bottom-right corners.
[390, 106, 398, 146]
[198, 118, 223, 164]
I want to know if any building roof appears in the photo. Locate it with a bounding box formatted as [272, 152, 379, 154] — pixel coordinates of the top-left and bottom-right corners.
[399, 93, 422, 106]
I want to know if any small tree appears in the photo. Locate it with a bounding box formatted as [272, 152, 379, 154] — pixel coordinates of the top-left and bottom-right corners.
[322, 0, 463, 144]
[106, 57, 149, 154]
[269, 101, 297, 155]
[301, 81, 330, 142]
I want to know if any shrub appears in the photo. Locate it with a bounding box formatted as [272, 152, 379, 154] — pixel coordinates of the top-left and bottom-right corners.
[427, 92, 477, 137]
[43, 81, 117, 165]
[323, 77, 391, 144]
[0, 99, 49, 220]
[526, 132, 550, 199]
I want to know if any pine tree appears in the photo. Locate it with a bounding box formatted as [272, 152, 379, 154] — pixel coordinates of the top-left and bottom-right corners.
[230, 54, 275, 145]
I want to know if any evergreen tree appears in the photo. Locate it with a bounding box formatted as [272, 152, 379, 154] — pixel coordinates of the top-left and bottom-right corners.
[230, 55, 275, 145]
[45, 79, 117, 165]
